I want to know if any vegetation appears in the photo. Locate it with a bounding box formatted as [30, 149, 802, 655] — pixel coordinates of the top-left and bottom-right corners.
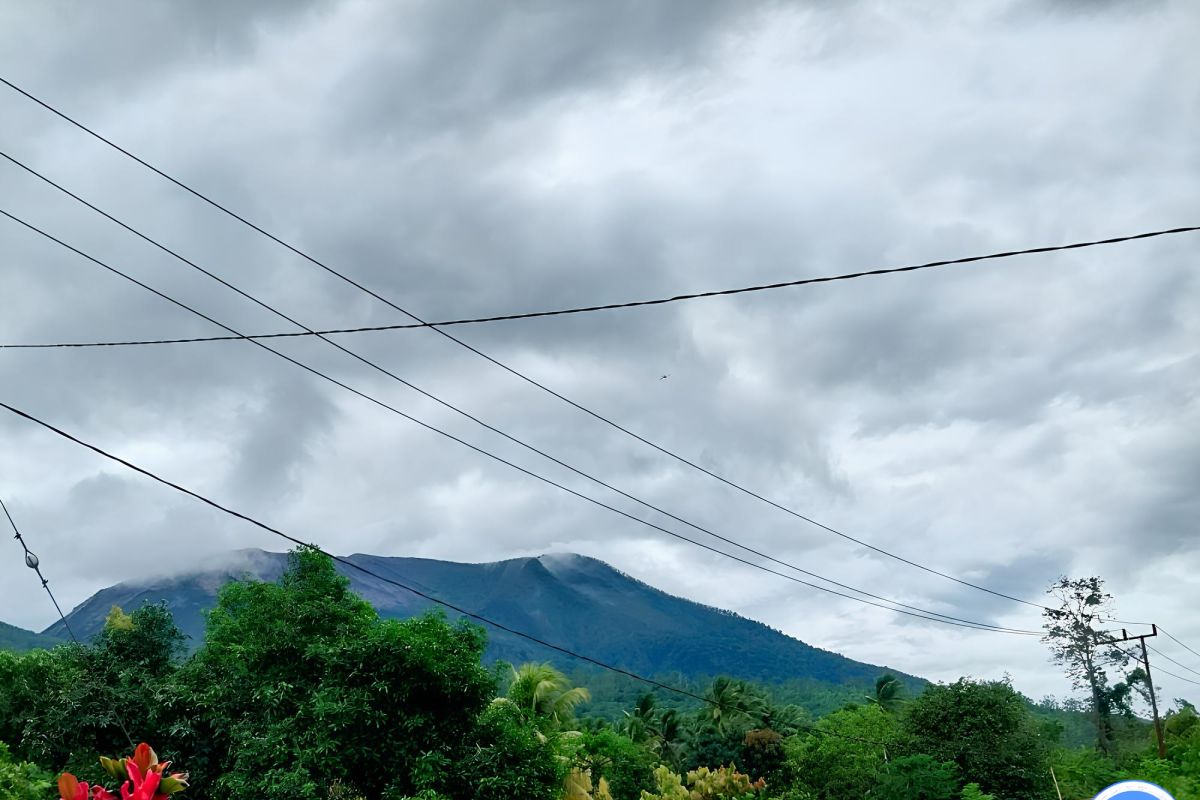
[1, 553, 1196, 799]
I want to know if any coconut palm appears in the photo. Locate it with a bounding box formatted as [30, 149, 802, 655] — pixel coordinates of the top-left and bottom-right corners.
[701, 677, 767, 734]
[502, 662, 592, 729]
[866, 673, 905, 713]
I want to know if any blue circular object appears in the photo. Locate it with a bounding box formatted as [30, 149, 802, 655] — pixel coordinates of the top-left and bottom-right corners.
[1093, 780, 1175, 800]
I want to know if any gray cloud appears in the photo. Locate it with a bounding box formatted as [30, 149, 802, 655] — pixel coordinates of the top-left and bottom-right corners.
[1, 0, 1197, 704]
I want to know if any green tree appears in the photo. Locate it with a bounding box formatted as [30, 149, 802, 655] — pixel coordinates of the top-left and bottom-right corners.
[1042, 576, 1130, 754]
[617, 695, 686, 770]
[903, 678, 1052, 800]
[574, 729, 656, 800]
[782, 703, 900, 800]
[960, 782, 996, 800]
[502, 662, 592, 731]
[456, 702, 564, 800]
[0, 602, 184, 778]
[701, 678, 766, 735]
[873, 754, 959, 800]
[867, 673, 906, 713]
[169, 548, 497, 799]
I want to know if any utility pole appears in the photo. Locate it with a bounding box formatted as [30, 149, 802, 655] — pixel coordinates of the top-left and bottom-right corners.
[1098, 624, 1166, 758]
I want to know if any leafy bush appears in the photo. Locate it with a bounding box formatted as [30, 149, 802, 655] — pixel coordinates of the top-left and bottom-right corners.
[0, 741, 53, 800]
[640, 764, 764, 800]
[873, 754, 958, 800]
[782, 704, 900, 800]
[575, 729, 656, 800]
[903, 678, 1052, 800]
[456, 702, 563, 800]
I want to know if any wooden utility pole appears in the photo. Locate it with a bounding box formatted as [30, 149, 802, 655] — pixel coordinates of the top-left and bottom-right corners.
[1097, 624, 1166, 758]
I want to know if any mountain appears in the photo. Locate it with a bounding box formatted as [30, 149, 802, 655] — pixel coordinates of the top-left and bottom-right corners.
[26, 549, 921, 689]
[0, 620, 60, 652]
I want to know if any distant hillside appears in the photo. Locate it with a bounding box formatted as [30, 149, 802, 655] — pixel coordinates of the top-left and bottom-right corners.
[0, 620, 60, 652]
[31, 549, 923, 690]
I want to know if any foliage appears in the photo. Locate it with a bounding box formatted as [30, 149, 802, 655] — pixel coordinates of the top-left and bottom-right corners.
[575, 729, 656, 800]
[639, 764, 763, 800]
[903, 677, 1053, 800]
[1041, 576, 1132, 753]
[455, 701, 564, 800]
[866, 673, 906, 713]
[960, 783, 995, 800]
[501, 662, 591, 732]
[0, 602, 184, 775]
[873, 754, 959, 800]
[565, 768, 614, 800]
[701, 678, 767, 735]
[1047, 747, 1121, 800]
[782, 703, 900, 800]
[12, 551, 1181, 800]
[0, 741, 53, 800]
[168, 549, 497, 798]
[57, 741, 188, 800]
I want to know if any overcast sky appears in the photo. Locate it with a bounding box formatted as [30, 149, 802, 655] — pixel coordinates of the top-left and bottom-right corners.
[1, 0, 1197, 704]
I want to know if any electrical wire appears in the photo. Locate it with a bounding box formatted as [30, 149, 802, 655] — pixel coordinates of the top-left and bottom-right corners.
[1, 222, 1195, 349]
[1147, 644, 1200, 680]
[1109, 642, 1200, 689]
[1, 495, 78, 643]
[1159, 628, 1200, 664]
[2, 494, 137, 747]
[0, 207, 1038, 636]
[0, 153, 1045, 634]
[0, 129, 1075, 619]
[0, 397, 924, 749]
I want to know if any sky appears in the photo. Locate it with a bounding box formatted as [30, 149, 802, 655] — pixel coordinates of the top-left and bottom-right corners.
[0, 0, 1197, 704]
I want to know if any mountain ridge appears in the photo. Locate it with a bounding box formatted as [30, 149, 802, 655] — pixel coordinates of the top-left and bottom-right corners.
[7, 549, 923, 690]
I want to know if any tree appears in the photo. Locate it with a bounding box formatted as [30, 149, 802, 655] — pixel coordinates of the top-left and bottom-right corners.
[617, 695, 686, 770]
[1042, 576, 1130, 754]
[701, 678, 766, 735]
[903, 678, 1052, 800]
[866, 673, 906, 713]
[574, 729, 655, 800]
[501, 662, 591, 731]
[455, 702, 564, 800]
[782, 704, 900, 800]
[0, 603, 185, 778]
[873, 754, 959, 800]
[170, 548, 497, 798]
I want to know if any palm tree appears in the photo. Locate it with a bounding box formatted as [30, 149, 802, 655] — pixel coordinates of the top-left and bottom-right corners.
[656, 708, 685, 770]
[702, 677, 767, 734]
[866, 673, 905, 713]
[501, 662, 591, 729]
[620, 693, 658, 744]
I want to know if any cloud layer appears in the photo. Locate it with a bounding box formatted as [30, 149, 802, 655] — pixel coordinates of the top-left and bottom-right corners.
[1, 0, 1197, 702]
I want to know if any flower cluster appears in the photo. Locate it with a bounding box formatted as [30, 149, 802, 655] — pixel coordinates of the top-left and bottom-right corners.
[57, 743, 188, 800]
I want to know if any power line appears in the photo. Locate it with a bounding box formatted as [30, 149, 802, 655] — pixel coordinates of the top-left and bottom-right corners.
[1159, 627, 1200, 664]
[0, 207, 1037, 635]
[0, 152, 1045, 634]
[1113, 643, 1200, 689]
[0, 397, 925, 750]
[0, 117, 1076, 621]
[1147, 644, 1200, 681]
[1, 495, 78, 643]
[2, 222, 1196, 350]
[2, 494, 138, 748]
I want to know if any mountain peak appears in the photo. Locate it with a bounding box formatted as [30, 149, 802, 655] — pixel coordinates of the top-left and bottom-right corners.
[16, 549, 920, 688]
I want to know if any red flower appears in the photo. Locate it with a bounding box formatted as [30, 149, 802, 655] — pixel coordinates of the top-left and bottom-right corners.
[57, 774, 117, 800]
[122, 757, 165, 800]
